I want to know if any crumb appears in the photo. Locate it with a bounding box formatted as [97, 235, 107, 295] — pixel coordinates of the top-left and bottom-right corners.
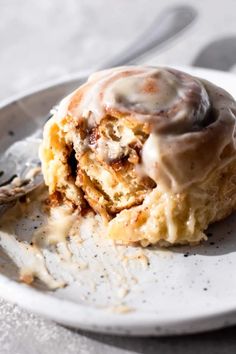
[108, 305, 134, 314]
[19, 272, 34, 285]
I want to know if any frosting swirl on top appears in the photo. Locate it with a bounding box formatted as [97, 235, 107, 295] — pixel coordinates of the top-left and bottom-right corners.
[61, 66, 236, 192]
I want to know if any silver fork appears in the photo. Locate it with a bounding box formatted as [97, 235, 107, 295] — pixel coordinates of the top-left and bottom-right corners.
[0, 133, 43, 203]
[0, 5, 197, 204]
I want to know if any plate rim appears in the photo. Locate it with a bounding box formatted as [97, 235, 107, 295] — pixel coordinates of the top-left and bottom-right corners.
[1, 268, 236, 335]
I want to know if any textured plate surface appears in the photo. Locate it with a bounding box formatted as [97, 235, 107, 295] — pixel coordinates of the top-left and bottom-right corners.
[1, 67, 236, 336]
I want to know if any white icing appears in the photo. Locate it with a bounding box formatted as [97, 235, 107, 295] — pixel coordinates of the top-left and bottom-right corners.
[76, 66, 210, 128]
[54, 66, 236, 192]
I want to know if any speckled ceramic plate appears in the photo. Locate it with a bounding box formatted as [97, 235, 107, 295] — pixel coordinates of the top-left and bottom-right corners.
[1, 67, 236, 336]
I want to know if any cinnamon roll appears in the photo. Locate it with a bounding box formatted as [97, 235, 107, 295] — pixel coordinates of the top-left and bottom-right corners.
[40, 66, 236, 246]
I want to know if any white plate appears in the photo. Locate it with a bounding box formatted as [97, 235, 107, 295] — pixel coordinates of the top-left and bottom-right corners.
[1, 66, 236, 336]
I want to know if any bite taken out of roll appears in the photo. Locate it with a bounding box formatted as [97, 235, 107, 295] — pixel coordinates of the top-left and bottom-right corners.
[40, 66, 236, 246]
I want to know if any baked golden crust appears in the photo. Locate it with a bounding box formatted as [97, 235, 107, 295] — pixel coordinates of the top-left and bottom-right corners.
[108, 159, 236, 245]
[40, 66, 236, 246]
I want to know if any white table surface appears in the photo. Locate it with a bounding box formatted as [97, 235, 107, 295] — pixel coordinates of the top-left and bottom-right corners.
[1, 0, 236, 353]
